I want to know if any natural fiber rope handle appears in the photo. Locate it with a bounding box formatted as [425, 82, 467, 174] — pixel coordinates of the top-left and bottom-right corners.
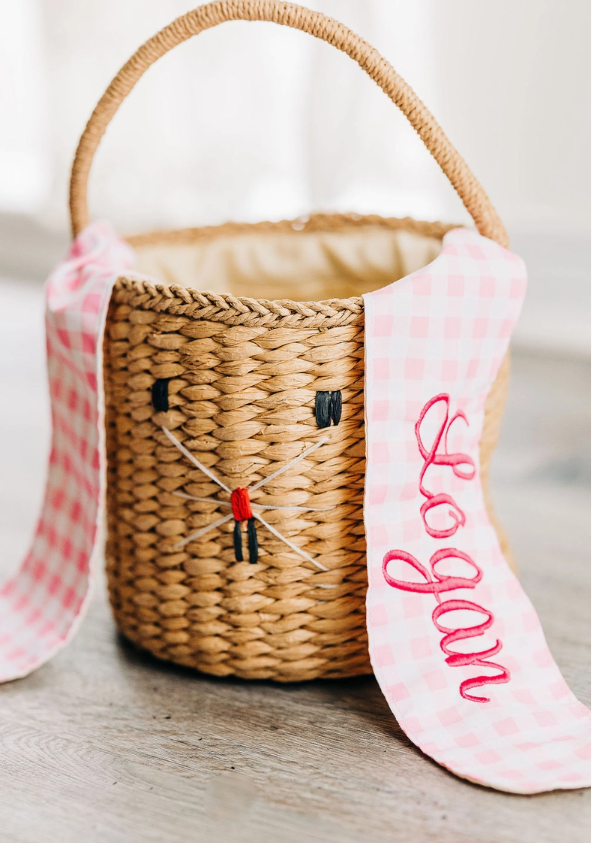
[69, 0, 508, 247]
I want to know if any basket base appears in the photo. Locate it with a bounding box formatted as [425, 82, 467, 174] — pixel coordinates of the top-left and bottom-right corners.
[114, 616, 374, 682]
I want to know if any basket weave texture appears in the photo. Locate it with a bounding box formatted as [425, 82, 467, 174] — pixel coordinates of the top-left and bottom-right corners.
[104, 214, 510, 681]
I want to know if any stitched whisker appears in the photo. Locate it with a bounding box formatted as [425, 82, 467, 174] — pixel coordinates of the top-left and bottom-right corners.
[251, 512, 329, 572]
[173, 493, 232, 505]
[163, 426, 333, 575]
[249, 437, 329, 492]
[173, 513, 234, 549]
[252, 504, 333, 512]
[162, 426, 231, 493]
[172, 491, 331, 512]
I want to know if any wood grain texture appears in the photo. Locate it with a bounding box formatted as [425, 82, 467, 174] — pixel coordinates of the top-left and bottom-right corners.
[0, 279, 589, 843]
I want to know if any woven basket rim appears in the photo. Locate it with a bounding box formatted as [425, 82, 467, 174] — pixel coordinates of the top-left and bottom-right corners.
[116, 212, 459, 328]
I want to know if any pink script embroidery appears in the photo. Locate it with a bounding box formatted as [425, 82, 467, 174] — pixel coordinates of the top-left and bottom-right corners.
[382, 394, 511, 703]
[415, 394, 475, 538]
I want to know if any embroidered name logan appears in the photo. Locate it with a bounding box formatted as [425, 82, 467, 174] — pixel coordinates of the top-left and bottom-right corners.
[382, 394, 511, 703]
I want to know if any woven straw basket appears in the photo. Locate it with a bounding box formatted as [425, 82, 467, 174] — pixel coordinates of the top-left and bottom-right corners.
[70, 1, 511, 682]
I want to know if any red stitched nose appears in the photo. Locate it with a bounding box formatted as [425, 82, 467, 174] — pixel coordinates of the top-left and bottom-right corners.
[230, 487, 253, 521]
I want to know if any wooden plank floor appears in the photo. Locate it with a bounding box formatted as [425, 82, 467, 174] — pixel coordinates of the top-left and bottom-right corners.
[0, 279, 589, 843]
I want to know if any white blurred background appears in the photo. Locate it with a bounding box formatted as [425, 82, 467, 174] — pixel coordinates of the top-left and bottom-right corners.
[0, 0, 590, 354]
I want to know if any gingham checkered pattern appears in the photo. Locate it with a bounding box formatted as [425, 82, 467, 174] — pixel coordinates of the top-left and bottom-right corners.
[0, 222, 133, 681]
[364, 228, 590, 793]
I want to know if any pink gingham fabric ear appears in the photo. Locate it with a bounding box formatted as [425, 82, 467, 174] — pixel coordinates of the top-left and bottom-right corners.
[363, 228, 590, 793]
[0, 222, 133, 681]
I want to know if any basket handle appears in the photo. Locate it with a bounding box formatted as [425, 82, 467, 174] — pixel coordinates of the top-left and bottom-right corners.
[69, 0, 508, 247]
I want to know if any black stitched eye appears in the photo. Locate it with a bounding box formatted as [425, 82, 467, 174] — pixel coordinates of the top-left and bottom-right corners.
[330, 390, 342, 426]
[152, 378, 170, 412]
[315, 390, 342, 428]
[315, 391, 332, 428]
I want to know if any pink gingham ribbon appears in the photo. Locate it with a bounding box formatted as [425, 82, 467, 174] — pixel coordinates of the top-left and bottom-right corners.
[0, 222, 133, 680]
[363, 228, 590, 793]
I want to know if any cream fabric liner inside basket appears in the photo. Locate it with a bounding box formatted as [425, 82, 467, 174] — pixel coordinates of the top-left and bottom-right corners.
[131, 226, 444, 300]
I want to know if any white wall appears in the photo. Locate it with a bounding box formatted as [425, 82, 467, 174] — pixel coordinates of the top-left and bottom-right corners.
[430, 0, 590, 235]
[0, 0, 589, 353]
[1, 0, 588, 230]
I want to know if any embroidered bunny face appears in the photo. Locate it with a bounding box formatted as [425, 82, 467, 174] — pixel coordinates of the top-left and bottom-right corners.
[102, 305, 372, 682]
[152, 378, 343, 565]
[134, 318, 365, 573]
